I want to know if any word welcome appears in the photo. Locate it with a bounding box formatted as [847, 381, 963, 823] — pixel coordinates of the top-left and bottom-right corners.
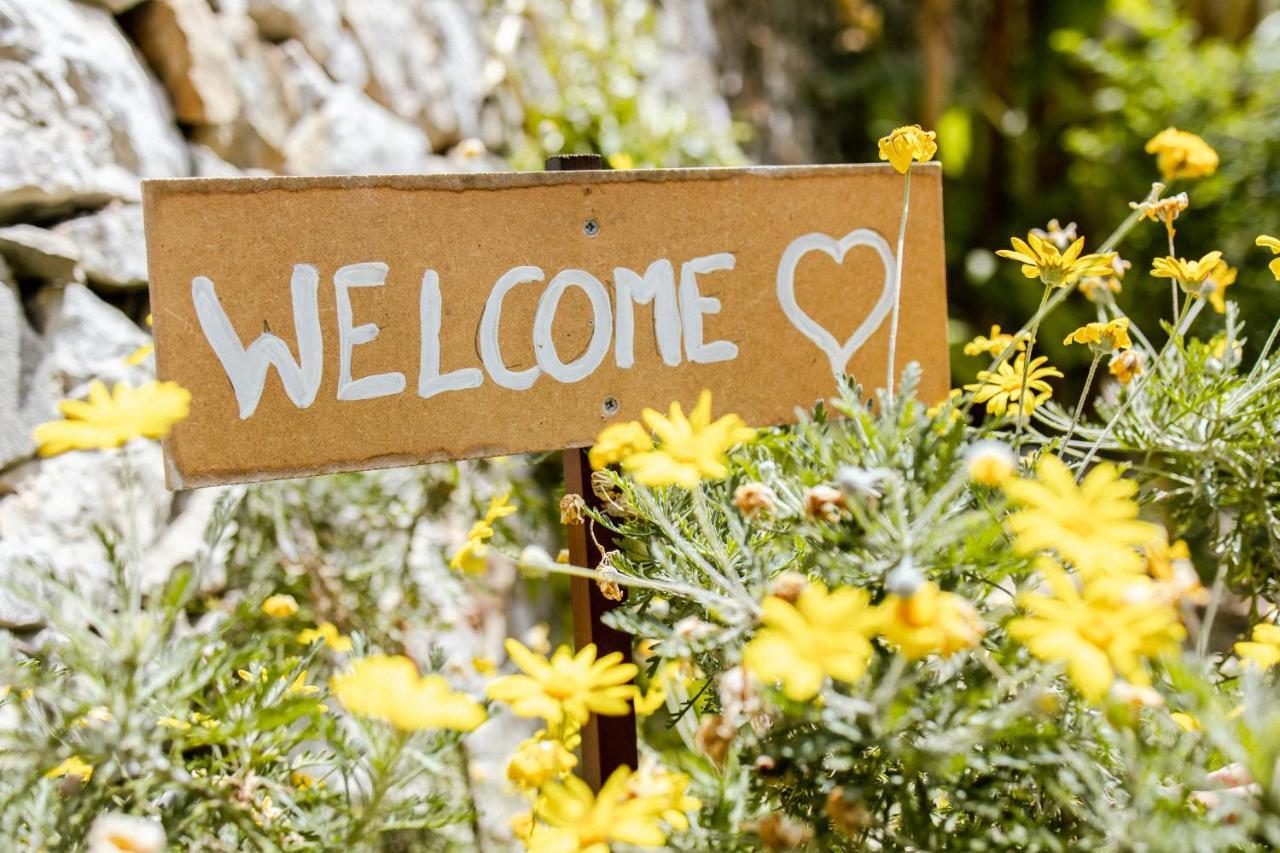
[192, 229, 896, 419]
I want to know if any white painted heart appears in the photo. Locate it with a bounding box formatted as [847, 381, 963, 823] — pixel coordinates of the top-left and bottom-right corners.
[775, 228, 897, 381]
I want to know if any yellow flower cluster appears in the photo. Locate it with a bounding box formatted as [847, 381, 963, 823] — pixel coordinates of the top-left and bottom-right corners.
[590, 390, 755, 489]
[487, 642, 698, 850]
[330, 654, 485, 732]
[450, 492, 516, 573]
[1144, 128, 1219, 182]
[742, 580, 984, 701]
[33, 380, 191, 457]
[261, 594, 299, 618]
[1234, 623, 1280, 670]
[877, 124, 937, 174]
[964, 354, 1063, 417]
[296, 621, 352, 652]
[996, 233, 1117, 289]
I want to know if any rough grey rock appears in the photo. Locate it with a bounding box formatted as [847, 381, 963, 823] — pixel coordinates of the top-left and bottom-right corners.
[124, 0, 243, 126]
[0, 268, 54, 469]
[342, 0, 472, 150]
[247, 0, 343, 64]
[0, 439, 172, 628]
[271, 39, 336, 123]
[52, 203, 148, 290]
[30, 283, 152, 402]
[0, 0, 187, 222]
[283, 86, 436, 175]
[0, 225, 82, 282]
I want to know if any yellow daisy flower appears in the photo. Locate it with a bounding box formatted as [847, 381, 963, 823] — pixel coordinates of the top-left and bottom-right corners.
[487, 639, 638, 729]
[261, 594, 299, 619]
[296, 622, 353, 653]
[1002, 456, 1159, 578]
[33, 380, 191, 457]
[507, 734, 579, 790]
[877, 124, 937, 174]
[742, 582, 882, 701]
[1144, 128, 1219, 182]
[330, 655, 486, 732]
[1206, 260, 1238, 314]
[1151, 251, 1224, 297]
[626, 759, 702, 832]
[526, 767, 671, 853]
[963, 354, 1063, 417]
[1062, 318, 1131, 353]
[1008, 560, 1184, 701]
[879, 582, 984, 660]
[620, 390, 755, 489]
[962, 324, 1026, 357]
[996, 233, 1117, 289]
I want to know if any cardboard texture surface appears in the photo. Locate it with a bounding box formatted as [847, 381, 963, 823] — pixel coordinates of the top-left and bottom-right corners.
[143, 164, 949, 488]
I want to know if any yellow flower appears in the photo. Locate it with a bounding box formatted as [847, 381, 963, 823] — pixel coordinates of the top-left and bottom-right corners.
[879, 582, 984, 660]
[1256, 235, 1280, 281]
[619, 390, 755, 489]
[156, 716, 191, 731]
[472, 655, 497, 676]
[296, 622, 352, 653]
[330, 655, 486, 732]
[32, 380, 191, 457]
[877, 124, 937, 174]
[507, 734, 579, 790]
[527, 767, 672, 852]
[742, 582, 881, 701]
[626, 759, 702, 832]
[1170, 711, 1202, 732]
[963, 354, 1063, 417]
[589, 421, 654, 470]
[1062, 317, 1132, 353]
[926, 388, 962, 423]
[965, 440, 1015, 486]
[1108, 350, 1144, 386]
[1003, 456, 1158, 578]
[487, 639, 638, 729]
[1234, 623, 1280, 670]
[996, 233, 1117, 289]
[261, 594, 299, 619]
[1008, 560, 1184, 701]
[45, 755, 94, 782]
[1144, 128, 1218, 181]
[1151, 251, 1225, 297]
[1145, 534, 1208, 606]
[962, 325, 1026, 358]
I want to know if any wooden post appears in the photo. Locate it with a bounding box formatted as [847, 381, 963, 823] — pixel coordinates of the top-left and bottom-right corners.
[546, 153, 639, 789]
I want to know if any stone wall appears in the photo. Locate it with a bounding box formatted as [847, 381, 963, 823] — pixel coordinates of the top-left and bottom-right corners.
[0, 0, 736, 626]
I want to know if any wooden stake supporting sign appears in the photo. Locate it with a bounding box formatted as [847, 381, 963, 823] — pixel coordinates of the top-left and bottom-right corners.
[142, 158, 949, 787]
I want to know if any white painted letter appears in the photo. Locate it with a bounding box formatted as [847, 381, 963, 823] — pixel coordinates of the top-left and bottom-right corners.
[613, 260, 681, 368]
[333, 262, 406, 401]
[679, 252, 738, 364]
[418, 270, 483, 399]
[533, 269, 612, 383]
[480, 265, 544, 390]
[192, 266, 323, 419]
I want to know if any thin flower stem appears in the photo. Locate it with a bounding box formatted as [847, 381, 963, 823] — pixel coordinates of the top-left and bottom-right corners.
[1167, 225, 1180, 327]
[1013, 285, 1053, 454]
[1197, 559, 1230, 659]
[1076, 295, 1205, 475]
[1059, 354, 1101, 459]
[1248, 316, 1280, 382]
[886, 168, 912, 397]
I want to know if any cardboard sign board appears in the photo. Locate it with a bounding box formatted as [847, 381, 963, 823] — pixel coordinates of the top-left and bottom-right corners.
[143, 163, 948, 489]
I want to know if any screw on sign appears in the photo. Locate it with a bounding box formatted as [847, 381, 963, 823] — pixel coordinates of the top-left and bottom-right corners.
[141, 154, 950, 788]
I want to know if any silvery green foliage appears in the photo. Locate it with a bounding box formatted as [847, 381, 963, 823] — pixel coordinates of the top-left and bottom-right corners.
[589, 364, 1280, 850]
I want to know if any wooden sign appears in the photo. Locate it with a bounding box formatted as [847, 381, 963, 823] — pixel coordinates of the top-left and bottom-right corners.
[143, 163, 948, 489]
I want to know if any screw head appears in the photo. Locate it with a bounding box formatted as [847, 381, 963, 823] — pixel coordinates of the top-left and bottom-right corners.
[602, 396, 619, 416]
[583, 218, 599, 237]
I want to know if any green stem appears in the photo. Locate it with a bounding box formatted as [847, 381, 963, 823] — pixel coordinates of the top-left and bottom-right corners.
[1058, 354, 1101, 459]
[886, 168, 912, 397]
[1013, 285, 1052, 454]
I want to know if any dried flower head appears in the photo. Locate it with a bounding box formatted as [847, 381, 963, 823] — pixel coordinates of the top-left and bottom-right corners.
[1108, 350, 1145, 386]
[733, 482, 778, 520]
[803, 485, 847, 522]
